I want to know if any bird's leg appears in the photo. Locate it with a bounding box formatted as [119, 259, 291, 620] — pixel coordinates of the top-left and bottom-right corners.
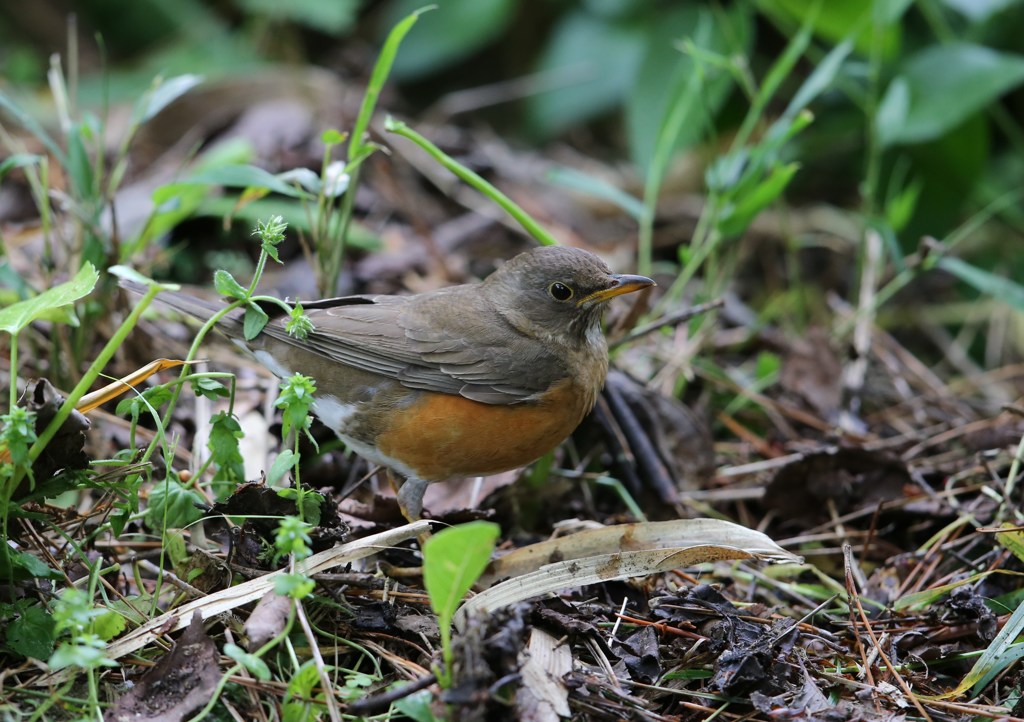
[395, 474, 429, 522]
[389, 472, 432, 547]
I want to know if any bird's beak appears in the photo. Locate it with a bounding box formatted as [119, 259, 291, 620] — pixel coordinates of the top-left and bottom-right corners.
[577, 274, 656, 306]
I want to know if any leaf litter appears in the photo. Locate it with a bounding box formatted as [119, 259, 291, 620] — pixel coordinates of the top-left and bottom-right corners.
[2, 62, 1024, 722]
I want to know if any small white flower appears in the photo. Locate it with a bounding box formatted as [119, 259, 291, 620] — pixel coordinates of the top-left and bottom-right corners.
[323, 161, 350, 198]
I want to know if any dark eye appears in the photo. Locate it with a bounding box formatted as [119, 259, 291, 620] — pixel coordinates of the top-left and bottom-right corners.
[548, 282, 574, 301]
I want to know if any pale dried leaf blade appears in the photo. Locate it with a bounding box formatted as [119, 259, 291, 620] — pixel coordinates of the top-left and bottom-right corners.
[33, 520, 431, 686]
[478, 518, 800, 588]
[459, 546, 752, 628]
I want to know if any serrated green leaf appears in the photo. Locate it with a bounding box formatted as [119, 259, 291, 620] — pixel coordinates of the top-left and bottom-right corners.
[92, 610, 126, 641]
[0, 548, 60, 580]
[0, 263, 99, 335]
[274, 573, 315, 599]
[7, 606, 55, 660]
[145, 479, 205, 530]
[208, 412, 245, 488]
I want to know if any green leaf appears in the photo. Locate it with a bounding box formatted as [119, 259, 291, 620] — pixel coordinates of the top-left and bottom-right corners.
[544, 166, 644, 221]
[717, 162, 800, 238]
[755, 351, 781, 382]
[393, 689, 442, 722]
[145, 478, 205, 530]
[934, 592, 1024, 697]
[0, 153, 42, 179]
[276, 168, 323, 195]
[208, 412, 245, 487]
[943, 0, 1018, 23]
[1, 407, 37, 465]
[782, 38, 854, 122]
[267, 449, 298, 487]
[284, 659, 322, 700]
[0, 88, 66, 165]
[165, 530, 190, 568]
[225, 642, 271, 680]
[214, 269, 249, 300]
[237, 0, 359, 33]
[192, 377, 230, 400]
[755, 0, 903, 57]
[66, 120, 97, 200]
[0, 547, 61, 580]
[349, 4, 431, 172]
[116, 384, 174, 420]
[0, 263, 99, 335]
[244, 303, 270, 341]
[136, 74, 204, 123]
[285, 304, 314, 340]
[877, 43, 1024, 146]
[186, 164, 311, 198]
[274, 573, 315, 599]
[49, 640, 116, 670]
[277, 487, 323, 527]
[528, 10, 647, 139]
[322, 128, 346, 146]
[107, 593, 160, 626]
[92, 609, 127, 641]
[277, 374, 317, 439]
[627, 5, 751, 174]
[423, 521, 500, 629]
[936, 256, 1024, 312]
[7, 605, 56, 659]
[386, 0, 513, 80]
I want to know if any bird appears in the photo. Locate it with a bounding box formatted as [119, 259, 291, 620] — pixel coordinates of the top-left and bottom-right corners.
[126, 245, 655, 522]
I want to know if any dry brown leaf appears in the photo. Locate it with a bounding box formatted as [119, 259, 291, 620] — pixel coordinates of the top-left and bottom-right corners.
[109, 612, 220, 722]
[244, 591, 292, 651]
[515, 628, 572, 721]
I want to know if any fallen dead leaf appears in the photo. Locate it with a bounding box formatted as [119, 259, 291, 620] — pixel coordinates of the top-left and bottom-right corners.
[110, 612, 220, 722]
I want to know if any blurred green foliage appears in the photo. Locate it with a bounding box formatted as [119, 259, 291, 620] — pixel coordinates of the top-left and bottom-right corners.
[3, 0, 1024, 337]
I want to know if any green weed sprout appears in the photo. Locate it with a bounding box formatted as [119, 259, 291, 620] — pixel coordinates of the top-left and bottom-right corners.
[422, 520, 500, 688]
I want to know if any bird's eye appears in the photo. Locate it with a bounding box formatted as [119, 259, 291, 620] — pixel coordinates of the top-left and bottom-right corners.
[548, 282, 574, 301]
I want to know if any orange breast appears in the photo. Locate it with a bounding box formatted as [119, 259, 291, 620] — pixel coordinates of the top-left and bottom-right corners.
[375, 379, 595, 481]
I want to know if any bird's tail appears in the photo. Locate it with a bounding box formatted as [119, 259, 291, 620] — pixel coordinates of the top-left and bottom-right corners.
[119, 279, 245, 337]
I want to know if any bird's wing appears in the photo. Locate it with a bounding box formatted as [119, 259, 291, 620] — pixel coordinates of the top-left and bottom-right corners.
[258, 288, 566, 404]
